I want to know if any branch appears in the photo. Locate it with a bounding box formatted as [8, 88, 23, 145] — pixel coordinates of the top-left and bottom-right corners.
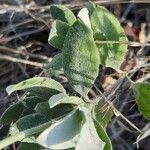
[0, 54, 45, 68]
[0, 46, 48, 61]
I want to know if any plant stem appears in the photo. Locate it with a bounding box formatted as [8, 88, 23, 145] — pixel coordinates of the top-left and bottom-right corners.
[125, 73, 135, 85]
[0, 45, 49, 61]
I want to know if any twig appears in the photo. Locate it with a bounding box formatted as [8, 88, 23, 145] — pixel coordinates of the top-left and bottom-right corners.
[0, 54, 44, 68]
[0, 46, 48, 61]
[137, 33, 150, 55]
[0, 26, 46, 43]
[0, 14, 50, 33]
[136, 73, 150, 82]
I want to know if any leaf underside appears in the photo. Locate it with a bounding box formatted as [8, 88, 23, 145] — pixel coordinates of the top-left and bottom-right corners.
[6, 77, 66, 99]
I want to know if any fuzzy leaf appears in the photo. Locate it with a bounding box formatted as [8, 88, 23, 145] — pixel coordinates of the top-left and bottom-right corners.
[49, 93, 83, 108]
[94, 98, 113, 128]
[37, 105, 112, 150]
[19, 108, 35, 118]
[44, 53, 63, 76]
[94, 120, 112, 150]
[132, 82, 150, 119]
[77, 8, 91, 29]
[50, 5, 76, 25]
[85, 2, 96, 16]
[0, 102, 25, 125]
[24, 96, 46, 109]
[63, 19, 99, 97]
[37, 109, 83, 149]
[17, 143, 42, 150]
[21, 136, 36, 144]
[75, 107, 106, 150]
[10, 114, 51, 137]
[35, 101, 73, 119]
[0, 114, 51, 150]
[90, 5, 127, 69]
[6, 77, 66, 99]
[35, 102, 52, 117]
[48, 93, 66, 108]
[48, 20, 70, 50]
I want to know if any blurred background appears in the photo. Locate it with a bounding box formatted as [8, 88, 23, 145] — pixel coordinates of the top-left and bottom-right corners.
[0, 0, 150, 149]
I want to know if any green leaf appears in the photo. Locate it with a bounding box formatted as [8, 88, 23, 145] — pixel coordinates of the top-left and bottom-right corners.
[50, 5, 76, 25]
[36, 109, 83, 149]
[85, 1, 96, 16]
[19, 108, 35, 118]
[10, 114, 50, 135]
[6, 77, 66, 99]
[77, 8, 91, 29]
[49, 94, 84, 108]
[35, 101, 73, 119]
[35, 102, 52, 117]
[36, 105, 112, 150]
[94, 120, 112, 150]
[17, 143, 43, 150]
[48, 20, 70, 50]
[94, 98, 113, 128]
[132, 82, 150, 119]
[90, 5, 127, 69]
[24, 96, 46, 109]
[0, 114, 52, 149]
[48, 93, 66, 107]
[44, 53, 63, 76]
[75, 107, 106, 150]
[63, 19, 99, 97]
[21, 136, 36, 144]
[0, 101, 25, 125]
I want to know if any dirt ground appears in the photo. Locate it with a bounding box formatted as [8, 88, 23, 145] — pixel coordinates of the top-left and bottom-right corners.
[0, 0, 150, 150]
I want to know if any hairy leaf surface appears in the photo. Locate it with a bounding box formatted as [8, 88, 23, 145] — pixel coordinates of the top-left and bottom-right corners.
[63, 19, 99, 97]
[37, 109, 83, 149]
[48, 21, 70, 50]
[90, 5, 127, 69]
[0, 102, 25, 125]
[6, 77, 66, 99]
[94, 98, 113, 128]
[132, 82, 150, 119]
[17, 143, 42, 150]
[49, 93, 83, 109]
[94, 120, 112, 150]
[50, 5, 76, 25]
[75, 107, 112, 150]
[44, 53, 63, 76]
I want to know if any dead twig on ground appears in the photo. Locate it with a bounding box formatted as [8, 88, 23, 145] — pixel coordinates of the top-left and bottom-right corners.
[0, 26, 46, 44]
[0, 54, 44, 68]
[0, 45, 48, 61]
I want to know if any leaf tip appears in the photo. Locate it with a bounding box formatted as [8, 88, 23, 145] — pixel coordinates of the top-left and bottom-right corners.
[6, 85, 14, 95]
